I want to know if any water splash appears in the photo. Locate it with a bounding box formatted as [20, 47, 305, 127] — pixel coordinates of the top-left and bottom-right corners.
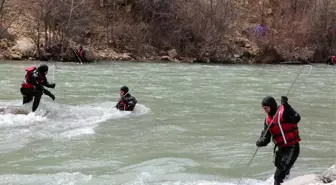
[0, 100, 150, 153]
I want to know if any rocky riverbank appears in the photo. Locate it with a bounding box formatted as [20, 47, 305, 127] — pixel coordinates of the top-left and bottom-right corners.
[1, 0, 335, 65]
[0, 35, 313, 64]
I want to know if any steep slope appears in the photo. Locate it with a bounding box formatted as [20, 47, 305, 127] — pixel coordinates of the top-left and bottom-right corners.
[1, 0, 335, 63]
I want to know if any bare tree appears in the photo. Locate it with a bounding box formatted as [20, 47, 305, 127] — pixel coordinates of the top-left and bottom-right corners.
[0, 0, 23, 39]
[0, 0, 6, 25]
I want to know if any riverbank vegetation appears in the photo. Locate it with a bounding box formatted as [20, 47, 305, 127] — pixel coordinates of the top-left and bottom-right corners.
[0, 0, 335, 64]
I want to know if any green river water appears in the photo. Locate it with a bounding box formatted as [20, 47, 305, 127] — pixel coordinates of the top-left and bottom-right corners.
[0, 61, 334, 185]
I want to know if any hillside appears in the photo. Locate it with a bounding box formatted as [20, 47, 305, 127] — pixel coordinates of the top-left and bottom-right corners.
[0, 0, 335, 64]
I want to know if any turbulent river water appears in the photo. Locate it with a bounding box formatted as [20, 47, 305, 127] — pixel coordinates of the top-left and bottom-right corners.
[0, 61, 335, 185]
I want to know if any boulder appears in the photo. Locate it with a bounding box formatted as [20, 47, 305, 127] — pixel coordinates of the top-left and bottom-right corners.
[283, 163, 336, 185]
[95, 49, 134, 61]
[158, 50, 167, 56]
[97, 49, 119, 60]
[83, 49, 96, 62]
[160, 56, 170, 61]
[253, 45, 284, 64]
[320, 164, 336, 183]
[119, 53, 132, 60]
[10, 53, 22, 60]
[10, 37, 36, 58]
[167, 49, 178, 58]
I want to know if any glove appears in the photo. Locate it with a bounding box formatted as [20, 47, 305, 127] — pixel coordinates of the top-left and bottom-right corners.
[256, 138, 267, 147]
[281, 96, 288, 105]
[49, 93, 55, 101]
[50, 83, 56, 89]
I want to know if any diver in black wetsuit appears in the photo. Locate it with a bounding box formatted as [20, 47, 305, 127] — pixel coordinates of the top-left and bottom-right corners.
[115, 86, 137, 111]
[20, 64, 56, 112]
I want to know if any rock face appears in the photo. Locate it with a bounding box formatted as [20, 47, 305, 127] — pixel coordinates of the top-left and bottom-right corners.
[253, 45, 284, 64]
[95, 48, 134, 61]
[167, 49, 178, 58]
[283, 163, 336, 185]
[83, 49, 96, 62]
[10, 37, 36, 58]
[9, 53, 22, 60]
[0, 30, 312, 63]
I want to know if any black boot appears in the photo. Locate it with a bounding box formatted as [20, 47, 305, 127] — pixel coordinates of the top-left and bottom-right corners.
[274, 180, 281, 185]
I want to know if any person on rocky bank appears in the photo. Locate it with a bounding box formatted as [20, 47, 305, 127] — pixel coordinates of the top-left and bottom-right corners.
[256, 96, 301, 185]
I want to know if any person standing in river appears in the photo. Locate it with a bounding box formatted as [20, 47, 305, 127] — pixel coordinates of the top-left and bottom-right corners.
[115, 86, 137, 111]
[256, 96, 301, 185]
[20, 64, 56, 112]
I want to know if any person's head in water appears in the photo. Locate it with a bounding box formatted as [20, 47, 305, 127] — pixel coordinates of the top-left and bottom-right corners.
[120, 86, 129, 96]
[37, 64, 49, 75]
[261, 96, 278, 116]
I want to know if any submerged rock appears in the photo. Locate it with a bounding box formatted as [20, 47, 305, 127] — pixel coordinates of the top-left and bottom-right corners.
[283, 174, 320, 185]
[283, 163, 336, 185]
[0, 106, 29, 115]
[320, 164, 336, 183]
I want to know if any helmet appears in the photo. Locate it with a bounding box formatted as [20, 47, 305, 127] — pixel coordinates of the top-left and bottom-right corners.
[37, 64, 49, 74]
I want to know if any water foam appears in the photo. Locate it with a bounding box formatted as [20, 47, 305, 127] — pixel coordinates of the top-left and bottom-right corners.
[0, 172, 335, 185]
[0, 172, 92, 185]
[0, 100, 150, 153]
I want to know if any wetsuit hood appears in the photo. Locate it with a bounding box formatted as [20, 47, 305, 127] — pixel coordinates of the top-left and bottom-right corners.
[120, 86, 129, 94]
[37, 64, 49, 74]
[262, 96, 278, 116]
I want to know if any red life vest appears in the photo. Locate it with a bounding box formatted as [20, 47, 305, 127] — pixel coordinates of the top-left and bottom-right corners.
[117, 101, 128, 111]
[21, 66, 36, 88]
[21, 66, 45, 89]
[266, 105, 301, 147]
[332, 56, 336, 64]
[77, 49, 83, 57]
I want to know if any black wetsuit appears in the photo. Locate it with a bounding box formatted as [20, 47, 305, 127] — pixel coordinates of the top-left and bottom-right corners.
[257, 96, 301, 185]
[20, 66, 55, 112]
[115, 94, 137, 111]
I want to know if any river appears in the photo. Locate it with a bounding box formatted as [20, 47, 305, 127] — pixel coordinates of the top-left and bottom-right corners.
[0, 61, 335, 185]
